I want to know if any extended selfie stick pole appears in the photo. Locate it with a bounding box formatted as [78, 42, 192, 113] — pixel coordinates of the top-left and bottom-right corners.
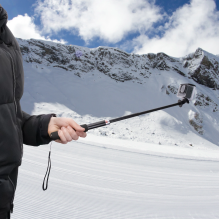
[50, 98, 189, 141]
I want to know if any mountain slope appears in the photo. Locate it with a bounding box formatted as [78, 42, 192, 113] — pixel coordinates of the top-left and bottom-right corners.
[17, 38, 219, 147]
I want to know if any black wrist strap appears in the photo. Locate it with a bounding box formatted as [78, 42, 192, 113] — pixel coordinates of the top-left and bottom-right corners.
[42, 142, 52, 191]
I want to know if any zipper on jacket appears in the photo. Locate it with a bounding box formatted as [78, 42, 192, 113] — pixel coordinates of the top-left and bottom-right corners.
[0, 45, 22, 157]
[8, 176, 15, 213]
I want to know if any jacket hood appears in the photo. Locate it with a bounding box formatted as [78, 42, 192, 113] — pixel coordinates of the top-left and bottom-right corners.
[0, 4, 18, 47]
[0, 4, 8, 30]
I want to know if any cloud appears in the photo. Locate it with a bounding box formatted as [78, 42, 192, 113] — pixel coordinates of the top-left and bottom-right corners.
[35, 0, 163, 43]
[133, 0, 219, 57]
[8, 0, 219, 57]
[7, 14, 67, 44]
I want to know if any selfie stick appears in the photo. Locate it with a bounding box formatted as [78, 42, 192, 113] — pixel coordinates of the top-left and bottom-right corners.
[50, 98, 189, 141]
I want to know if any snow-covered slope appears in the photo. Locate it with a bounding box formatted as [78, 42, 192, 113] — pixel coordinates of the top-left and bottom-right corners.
[17, 38, 219, 147]
[13, 139, 219, 219]
[11, 39, 219, 219]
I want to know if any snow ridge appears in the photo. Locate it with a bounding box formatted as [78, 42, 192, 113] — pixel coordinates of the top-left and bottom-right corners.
[17, 38, 219, 147]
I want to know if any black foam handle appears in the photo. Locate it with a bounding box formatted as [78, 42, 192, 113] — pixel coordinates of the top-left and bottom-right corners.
[50, 131, 60, 140]
[80, 124, 89, 132]
[50, 124, 89, 141]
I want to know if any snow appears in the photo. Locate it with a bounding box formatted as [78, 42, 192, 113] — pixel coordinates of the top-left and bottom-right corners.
[20, 60, 219, 147]
[12, 40, 219, 218]
[13, 140, 219, 219]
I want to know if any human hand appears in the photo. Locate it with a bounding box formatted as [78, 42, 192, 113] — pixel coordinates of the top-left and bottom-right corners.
[48, 117, 87, 144]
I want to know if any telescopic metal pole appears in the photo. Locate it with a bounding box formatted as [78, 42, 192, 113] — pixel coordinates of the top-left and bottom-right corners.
[50, 98, 189, 141]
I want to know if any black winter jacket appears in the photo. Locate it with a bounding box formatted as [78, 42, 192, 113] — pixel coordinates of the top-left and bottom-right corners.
[0, 5, 56, 217]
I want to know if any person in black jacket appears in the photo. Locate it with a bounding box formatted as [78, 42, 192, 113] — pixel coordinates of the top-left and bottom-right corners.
[0, 4, 86, 219]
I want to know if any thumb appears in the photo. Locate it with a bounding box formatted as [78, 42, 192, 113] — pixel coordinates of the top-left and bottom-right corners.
[69, 119, 85, 132]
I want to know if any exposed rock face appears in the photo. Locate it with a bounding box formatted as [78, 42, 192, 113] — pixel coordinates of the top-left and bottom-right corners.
[189, 112, 203, 135]
[183, 48, 219, 89]
[194, 93, 218, 112]
[18, 39, 219, 90]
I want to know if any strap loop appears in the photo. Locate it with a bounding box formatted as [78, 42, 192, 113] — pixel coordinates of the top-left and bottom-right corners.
[42, 142, 52, 191]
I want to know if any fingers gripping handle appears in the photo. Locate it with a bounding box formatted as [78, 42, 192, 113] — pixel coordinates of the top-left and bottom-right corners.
[50, 124, 88, 141]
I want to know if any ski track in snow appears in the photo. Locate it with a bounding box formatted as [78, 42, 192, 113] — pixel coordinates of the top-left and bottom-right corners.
[13, 139, 219, 219]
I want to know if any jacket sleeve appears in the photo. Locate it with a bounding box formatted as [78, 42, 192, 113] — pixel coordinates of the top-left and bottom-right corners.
[22, 111, 57, 146]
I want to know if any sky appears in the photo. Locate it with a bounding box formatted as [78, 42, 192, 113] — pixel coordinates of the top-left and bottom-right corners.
[1, 0, 219, 57]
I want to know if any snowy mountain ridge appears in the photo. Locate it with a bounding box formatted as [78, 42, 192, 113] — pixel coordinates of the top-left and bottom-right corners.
[17, 38, 219, 148]
[18, 38, 219, 88]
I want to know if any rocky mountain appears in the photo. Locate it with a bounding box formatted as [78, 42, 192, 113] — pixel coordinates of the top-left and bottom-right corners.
[17, 38, 219, 146]
[18, 39, 219, 86]
[18, 38, 219, 110]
